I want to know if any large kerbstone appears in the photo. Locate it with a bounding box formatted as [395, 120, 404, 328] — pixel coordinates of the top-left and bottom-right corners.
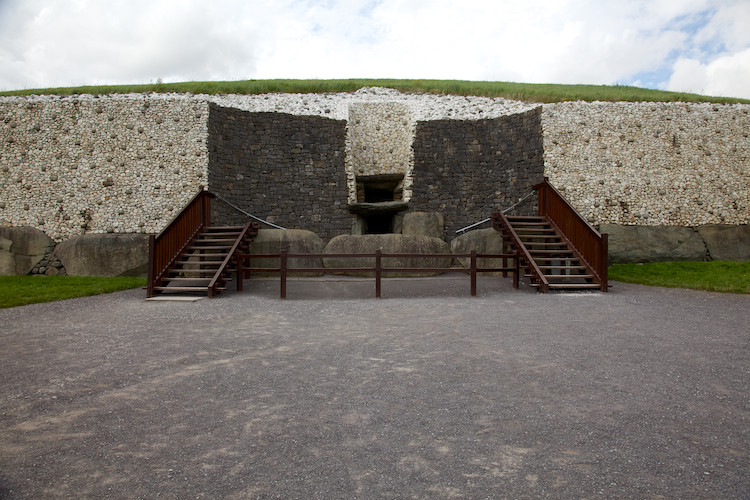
[0, 236, 14, 275]
[600, 224, 706, 263]
[450, 228, 506, 272]
[697, 225, 750, 261]
[323, 234, 452, 277]
[402, 212, 445, 240]
[0, 226, 56, 275]
[54, 233, 150, 276]
[246, 229, 325, 276]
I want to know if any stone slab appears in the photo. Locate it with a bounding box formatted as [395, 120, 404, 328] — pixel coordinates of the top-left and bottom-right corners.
[54, 233, 149, 277]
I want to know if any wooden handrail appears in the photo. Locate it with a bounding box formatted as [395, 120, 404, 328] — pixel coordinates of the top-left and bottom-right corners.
[495, 212, 550, 292]
[206, 221, 255, 297]
[534, 177, 608, 291]
[147, 187, 214, 297]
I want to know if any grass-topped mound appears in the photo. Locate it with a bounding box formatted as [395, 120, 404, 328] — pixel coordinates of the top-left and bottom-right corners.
[2, 79, 748, 104]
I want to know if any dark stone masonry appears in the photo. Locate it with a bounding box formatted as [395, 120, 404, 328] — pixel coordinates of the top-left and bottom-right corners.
[207, 104, 544, 241]
[411, 108, 544, 237]
[207, 104, 351, 240]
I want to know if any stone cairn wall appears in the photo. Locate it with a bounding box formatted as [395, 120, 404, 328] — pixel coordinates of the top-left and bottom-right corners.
[1, 89, 749, 267]
[207, 105, 351, 240]
[0, 94, 209, 241]
[345, 101, 416, 204]
[544, 101, 750, 226]
[411, 108, 545, 238]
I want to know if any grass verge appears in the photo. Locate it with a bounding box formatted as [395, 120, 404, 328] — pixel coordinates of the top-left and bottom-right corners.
[2, 79, 748, 104]
[0, 276, 146, 309]
[608, 261, 750, 294]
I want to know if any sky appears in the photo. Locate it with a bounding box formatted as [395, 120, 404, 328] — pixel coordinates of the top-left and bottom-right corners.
[1, 0, 749, 99]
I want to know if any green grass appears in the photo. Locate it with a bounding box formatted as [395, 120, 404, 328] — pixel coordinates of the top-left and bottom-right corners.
[0, 276, 146, 309]
[2, 78, 748, 104]
[609, 261, 750, 294]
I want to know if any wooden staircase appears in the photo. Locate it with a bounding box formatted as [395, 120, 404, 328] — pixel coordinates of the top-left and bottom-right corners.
[497, 215, 602, 291]
[152, 224, 258, 297]
[147, 188, 260, 298]
[492, 178, 608, 293]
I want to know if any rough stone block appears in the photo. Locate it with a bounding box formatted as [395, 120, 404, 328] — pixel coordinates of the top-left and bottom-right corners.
[450, 228, 506, 272]
[246, 229, 325, 276]
[54, 233, 149, 276]
[0, 226, 56, 275]
[697, 225, 750, 261]
[402, 212, 445, 240]
[600, 224, 706, 263]
[323, 234, 452, 277]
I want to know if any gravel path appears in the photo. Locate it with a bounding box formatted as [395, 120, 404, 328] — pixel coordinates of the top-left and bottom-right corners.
[1, 277, 748, 499]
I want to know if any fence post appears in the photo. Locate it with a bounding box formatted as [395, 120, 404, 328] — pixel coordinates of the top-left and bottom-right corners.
[236, 254, 243, 292]
[600, 233, 609, 292]
[375, 249, 382, 298]
[470, 250, 477, 297]
[280, 249, 287, 299]
[147, 235, 155, 297]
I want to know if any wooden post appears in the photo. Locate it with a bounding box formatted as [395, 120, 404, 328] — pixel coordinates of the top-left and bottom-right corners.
[147, 234, 155, 297]
[513, 250, 520, 289]
[280, 249, 287, 299]
[375, 249, 382, 298]
[600, 233, 609, 292]
[502, 238, 508, 278]
[236, 254, 243, 292]
[470, 250, 477, 297]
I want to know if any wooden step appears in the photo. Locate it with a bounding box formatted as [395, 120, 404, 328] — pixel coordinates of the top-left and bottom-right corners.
[538, 265, 588, 270]
[188, 245, 233, 250]
[543, 274, 595, 280]
[153, 286, 226, 293]
[548, 283, 602, 289]
[194, 238, 238, 243]
[529, 249, 574, 255]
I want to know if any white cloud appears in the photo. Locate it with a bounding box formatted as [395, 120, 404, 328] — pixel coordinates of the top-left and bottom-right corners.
[668, 48, 750, 99]
[0, 0, 748, 99]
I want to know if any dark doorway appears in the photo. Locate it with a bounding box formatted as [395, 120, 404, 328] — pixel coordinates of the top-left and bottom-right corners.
[363, 214, 393, 234]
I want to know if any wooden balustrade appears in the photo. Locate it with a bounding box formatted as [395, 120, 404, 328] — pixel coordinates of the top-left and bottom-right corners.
[147, 188, 214, 297]
[535, 177, 608, 291]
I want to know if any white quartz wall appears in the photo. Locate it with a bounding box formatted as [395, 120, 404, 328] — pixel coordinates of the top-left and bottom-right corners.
[1, 89, 749, 242]
[0, 94, 209, 240]
[345, 102, 416, 204]
[543, 101, 750, 226]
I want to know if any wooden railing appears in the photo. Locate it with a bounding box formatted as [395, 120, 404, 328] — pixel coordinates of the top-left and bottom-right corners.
[494, 212, 551, 292]
[236, 250, 520, 299]
[147, 188, 214, 297]
[535, 177, 608, 291]
[206, 221, 256, 298]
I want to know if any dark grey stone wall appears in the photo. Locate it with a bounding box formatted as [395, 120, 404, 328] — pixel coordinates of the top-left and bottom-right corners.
[207, 104, 351, 240]
[410, 108, 544, 239]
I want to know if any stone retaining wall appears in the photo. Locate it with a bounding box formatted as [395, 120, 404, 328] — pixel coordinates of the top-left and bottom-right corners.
[207, 105, 351, 240]
[0, 94, 209, 241]
[544, 101, 750, 226]
[411, 108, 544, 238]
[2, 91, 749, 274]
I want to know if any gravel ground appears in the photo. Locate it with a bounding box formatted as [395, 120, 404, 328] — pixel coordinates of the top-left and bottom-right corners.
[0, 276, 748, 499]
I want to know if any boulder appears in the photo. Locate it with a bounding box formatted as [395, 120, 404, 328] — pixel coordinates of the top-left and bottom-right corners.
[246, 229, 325, 276]
[450, 228, 507, 272]
[323, 234, 452, 277]
[54, 233, 150, 276]
[0, 236, 13, 275]
[0, 226, 56, 275]
[697, 225, 750, 261]
[600, 224, 706, 263]
[402, 212, 445, 240]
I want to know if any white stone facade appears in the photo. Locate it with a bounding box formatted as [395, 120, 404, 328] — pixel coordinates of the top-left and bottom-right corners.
[1, 90, 749, 242]
[0, 94, 209, 240]
[345, 102, 415, 204]
[544, 101, 750, 226]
